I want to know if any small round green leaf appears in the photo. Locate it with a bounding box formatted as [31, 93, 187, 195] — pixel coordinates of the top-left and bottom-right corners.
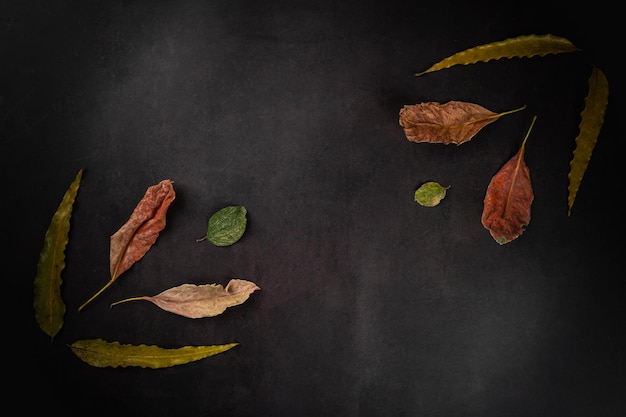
[201, 205, 248, 246]
[414, 181, 450, 207]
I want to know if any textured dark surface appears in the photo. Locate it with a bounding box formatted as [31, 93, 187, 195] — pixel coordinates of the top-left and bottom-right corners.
[4, 1, 623, 416]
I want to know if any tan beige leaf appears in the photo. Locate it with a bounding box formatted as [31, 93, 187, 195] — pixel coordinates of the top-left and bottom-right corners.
[110, 279, 260, 318]
[399, 101, 525, 145]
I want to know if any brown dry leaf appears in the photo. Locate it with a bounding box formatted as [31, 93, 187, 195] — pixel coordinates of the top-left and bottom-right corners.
[110, 279, 260, 318]
[399, 101, 525, 145]
[78, 179, 176, 311]
[481, 116, 536, 245]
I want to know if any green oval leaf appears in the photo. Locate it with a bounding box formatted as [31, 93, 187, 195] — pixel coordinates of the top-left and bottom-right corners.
[198, 205, 247, 246]
[414, 181, 449, 207]
[69, 339, 238, 368]
[34, 169, 83, 340]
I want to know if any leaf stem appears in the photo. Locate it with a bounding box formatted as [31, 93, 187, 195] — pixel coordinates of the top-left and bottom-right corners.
[520, 114, 537, 150]
[78, 279, 114, 312]
[500, 104, 527, 117]
[476, 104, 527, 124]
[503, 114, 537, 215]
[110, 297, 144, 308]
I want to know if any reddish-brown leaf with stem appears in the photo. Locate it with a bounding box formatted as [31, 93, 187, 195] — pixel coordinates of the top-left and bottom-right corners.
[481, 116, 536, 245]
[399, 101, 525, 145]
[79, 179, 176, 311]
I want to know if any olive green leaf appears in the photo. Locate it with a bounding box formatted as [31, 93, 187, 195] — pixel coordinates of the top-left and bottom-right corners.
[34, 169, 83, 340]
[197, 205, 247, 246]
[69, 339, 238, 368]
[415, 34, 578, 76]
[567, 66, 609, 217]
[414, 181, 450, 207]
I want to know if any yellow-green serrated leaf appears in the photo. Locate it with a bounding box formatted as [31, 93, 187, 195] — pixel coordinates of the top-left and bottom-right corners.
[69, 339, 239, 368]
[34, 169, 83, 340]
[567, 66, 609, 217]
[415, 34, 578, 76]
[414, 181, 450, 207]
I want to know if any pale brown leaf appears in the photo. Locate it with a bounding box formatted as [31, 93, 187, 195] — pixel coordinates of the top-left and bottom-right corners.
[110, 279, 261, 318]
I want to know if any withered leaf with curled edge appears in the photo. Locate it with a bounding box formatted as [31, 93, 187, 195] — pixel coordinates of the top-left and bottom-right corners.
[78, 179, 176, 311]
[567, 66, 609, 217]
[34, 169, 83, 340]
[110, 279, 260, 318]
[69, 339, 238, 368]
[481, 116, 536, 245]
[415, 34, 578, 76]
[399, 101, 525, 145]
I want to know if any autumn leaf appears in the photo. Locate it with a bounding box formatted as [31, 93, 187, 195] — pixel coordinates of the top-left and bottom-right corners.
[567, 66, 609, 217]
[481, 116, 537, 245]
[69, 339, 238, 368]
[415, 34, 578, 76]
[78, 179, 176, 311]
[34, 169, 83, 340]
[399, 101, 525, 145]
[196, 205, 247, 246]
[414, 181, 449, 207]
[110, 279, 260, 319]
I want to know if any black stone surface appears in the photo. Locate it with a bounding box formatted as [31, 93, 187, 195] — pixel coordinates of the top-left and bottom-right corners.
[4, 1, 623, 416]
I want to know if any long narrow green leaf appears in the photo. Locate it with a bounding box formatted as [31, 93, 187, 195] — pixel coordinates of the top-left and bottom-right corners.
[415, 34, 578, 76]
[69, 339, 238, 368]
[567, 66, 609, 216]
[34, 169, 83, 340]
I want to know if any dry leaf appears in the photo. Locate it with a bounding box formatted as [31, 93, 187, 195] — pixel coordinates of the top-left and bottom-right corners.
[34, 169, 83, 340]
[415, 34, 578, 76]
[110, 279, 260, 318]
[567, 66, 609, 216]
[70, 338, 238, 368]
[79, 179, 176, 311]
[399, 101, 525, 145]
[481, 116, 536, 244]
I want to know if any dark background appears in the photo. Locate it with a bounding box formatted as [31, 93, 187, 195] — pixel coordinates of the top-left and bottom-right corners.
[4, 1, 623, 416]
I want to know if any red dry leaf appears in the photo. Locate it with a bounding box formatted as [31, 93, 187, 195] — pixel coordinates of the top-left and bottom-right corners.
[78, 179, 176, 311]
[481, 117, 536, 245]
[399, 101, 525, 145]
